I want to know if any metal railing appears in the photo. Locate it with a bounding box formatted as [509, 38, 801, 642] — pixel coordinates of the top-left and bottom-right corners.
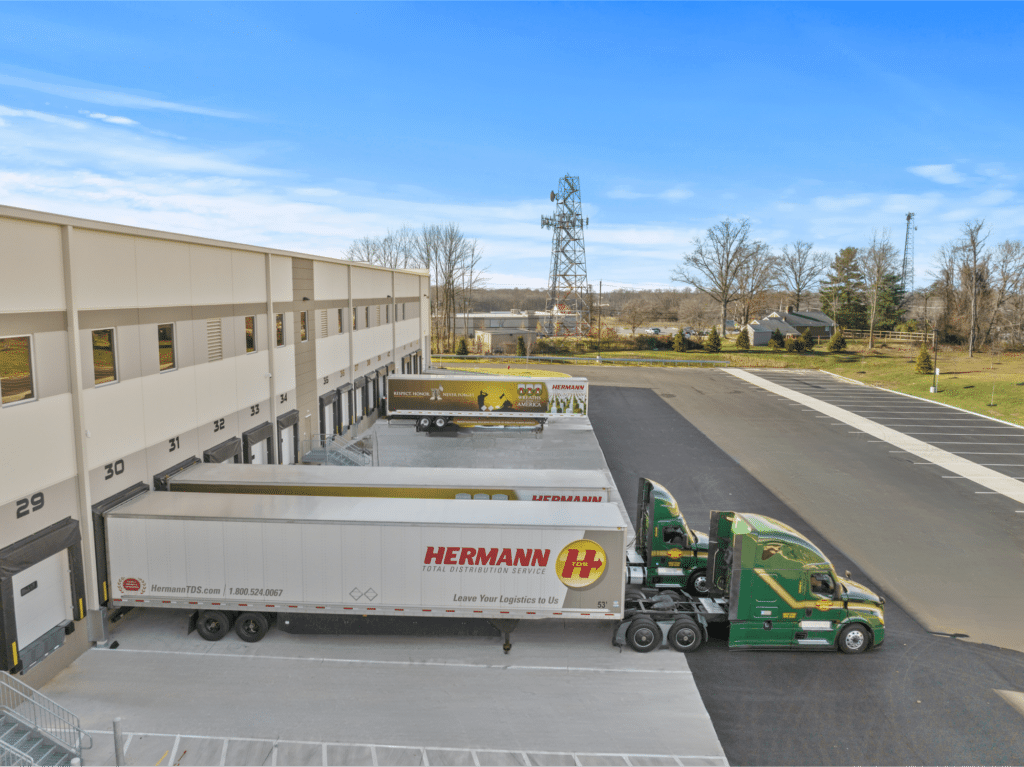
[0, 739, 35, 767]
[300, 434, 374, 466]
[432, 354, 729, 367]
[0, 672, 89, 761]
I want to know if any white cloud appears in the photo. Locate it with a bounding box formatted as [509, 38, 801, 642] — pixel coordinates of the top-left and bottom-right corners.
[812, 194, 873, 212]
[81, 111, 139, 126]
[660, 187, 693, 201]
[607, 185, 693, 202]
[0, 104, 86, 128]
[908, 164, 964, 184]
[0, 72, 245, 119]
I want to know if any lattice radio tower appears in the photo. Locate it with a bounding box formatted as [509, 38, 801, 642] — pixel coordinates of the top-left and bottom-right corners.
[901, 212, 916, 295]
[541, 175, 590, 336]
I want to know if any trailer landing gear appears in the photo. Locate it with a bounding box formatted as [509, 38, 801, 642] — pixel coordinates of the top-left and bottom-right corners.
[489, 619, 519, 653]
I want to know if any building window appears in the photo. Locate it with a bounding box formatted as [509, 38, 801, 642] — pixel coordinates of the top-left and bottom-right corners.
[338, 308, 344, 334]
[300, 311, 308, 342]
[352, 307, 358, 331]
[386, 304, 390, 324]
[245, 316, 257, 353]
[276, 314, 285, 347]
[403, 303, 406, 321]
[158, 324, 176, 371]
[92, 329, 117, 385]
[365, 306, 370, 329]
[0, 336, 35, 405]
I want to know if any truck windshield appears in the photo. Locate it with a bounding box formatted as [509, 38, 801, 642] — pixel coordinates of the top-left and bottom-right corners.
[810, 572, 835, 596]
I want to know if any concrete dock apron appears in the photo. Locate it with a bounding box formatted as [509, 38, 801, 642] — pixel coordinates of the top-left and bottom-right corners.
[727, 368, 1024, 653]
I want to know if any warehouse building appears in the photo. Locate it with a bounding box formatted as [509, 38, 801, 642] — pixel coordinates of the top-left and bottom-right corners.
[0, 205, 429, 685]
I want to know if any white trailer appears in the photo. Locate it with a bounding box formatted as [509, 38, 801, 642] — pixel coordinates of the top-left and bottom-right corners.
[103, 491, 627, 650]
[162, 463, 613, 503]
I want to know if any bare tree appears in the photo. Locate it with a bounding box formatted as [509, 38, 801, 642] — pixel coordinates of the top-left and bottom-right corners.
[858, 229, 900, 350]
[980, 239, 1023, 348]
[676, 293, 717, 333]
[620, 296, 653, 336]
[734, 241, 776, 328]
[673, 218, 754, 334]
[936, 220, 991, 356]
[778, 242, 828, 311]
[346, 236, 380, 263]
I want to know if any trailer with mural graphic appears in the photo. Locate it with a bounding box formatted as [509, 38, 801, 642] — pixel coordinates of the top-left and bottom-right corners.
[385, 374, 589, 431]
[99, 490, 626, 652]
[159, 463, 614, 504]
[615, 483, 886, 654]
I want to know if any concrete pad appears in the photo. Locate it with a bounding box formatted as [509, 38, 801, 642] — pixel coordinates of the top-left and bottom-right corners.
[276, 741, 324, 766]
[575, 756, 628, 766]
[224, 739, 275, 766]
[324, 745, 374, 766]
[173, 736, 229, 766]
[422, 749, 476, 766]
[375, 745, 424, 765]
[525, 754, 575, 766]
[474, 752, 527, 766]
[124, 733, 178, 766]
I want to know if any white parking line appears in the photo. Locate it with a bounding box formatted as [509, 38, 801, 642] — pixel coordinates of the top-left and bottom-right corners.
[728, 369, 1024, 505]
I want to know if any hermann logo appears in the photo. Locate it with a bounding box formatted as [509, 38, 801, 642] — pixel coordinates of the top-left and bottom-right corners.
[556, 540, 606, 589]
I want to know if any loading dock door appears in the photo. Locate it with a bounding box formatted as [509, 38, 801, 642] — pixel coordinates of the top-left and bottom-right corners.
[12, 551, 71, 649]
[323, 400, 335, 435]
[280, 425, 295, 464]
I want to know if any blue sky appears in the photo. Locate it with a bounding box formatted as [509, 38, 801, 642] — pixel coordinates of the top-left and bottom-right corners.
[1, 2, 1022, 291]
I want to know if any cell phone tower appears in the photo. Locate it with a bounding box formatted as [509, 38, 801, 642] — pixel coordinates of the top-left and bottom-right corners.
[901, 212, 916, 295]
[541, 174, 590, 336]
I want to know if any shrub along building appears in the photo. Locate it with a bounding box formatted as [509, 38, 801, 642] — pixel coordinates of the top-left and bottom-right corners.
[0, 205, 429, 685]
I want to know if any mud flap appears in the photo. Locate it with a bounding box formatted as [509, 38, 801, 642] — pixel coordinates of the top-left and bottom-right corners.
[187, 610, 198, 635]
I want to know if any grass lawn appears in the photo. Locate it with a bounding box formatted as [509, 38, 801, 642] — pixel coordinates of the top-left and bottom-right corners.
[437, 363, 571, 378]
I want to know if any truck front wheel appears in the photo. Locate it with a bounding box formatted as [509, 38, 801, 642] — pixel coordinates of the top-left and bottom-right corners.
[686, 570, 709, 597]
[196, 611, 233, 641]
[626, 617, 662, 653]
[667, 618, 703, 653]
[235, 612, 270, 643]
[838, 623, 870, 654]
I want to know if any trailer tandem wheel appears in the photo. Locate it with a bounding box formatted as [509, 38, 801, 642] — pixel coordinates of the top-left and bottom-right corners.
[235, 612, 270, 642]
[196, 610, 233, 641]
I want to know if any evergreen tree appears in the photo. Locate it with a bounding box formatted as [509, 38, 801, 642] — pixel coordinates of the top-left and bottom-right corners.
[515, 336, 527, 357]
[673, 330, 687, 352]
[800, 326, 816, 350]
[915, 344, 934, 374]
[455, 337, 469, 356]
[734, 327, 750, 349]
[768, 328, 785, 350]
[827, 330, 847, 352]
[876, 273, 909, 331]
[784, 336, 806, 353]
[820, 247, 868, 330]
[703, 326, 722, 352]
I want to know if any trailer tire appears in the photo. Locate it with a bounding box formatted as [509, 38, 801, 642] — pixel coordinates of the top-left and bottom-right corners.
[418, 417, 431, 431]
[434, 417, 447, 429]
[837, 623, 870, 654]
[235, 612, 270, 643]
[686, 570, 709, 597]
[667, 618, 703, 653]
[196, 611, 232, 641]
[626, 617, 662, 653]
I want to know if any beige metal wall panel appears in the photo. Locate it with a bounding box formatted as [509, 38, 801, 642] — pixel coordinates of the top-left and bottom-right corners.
[73, 230, 140, 309]
[396, 319, 419, 347]
[176, 319, 197, 370]
[34, 330, 72, 400]
[352, 324, 392, 364]
[83, 379, 146, 467]
[316, 333, 347, 380]
[194, 361, 241, 431]
[189, 245, 234, 306]
[135, 238, 192, 307]
[0, 396, 76, 506]
[273, 345, 296, 396]
[231, 250, 267, 304]
[395, 272, 420, 296]
[88, 446, 148, 504]
[138, 324, 160, 377]
[0, 477, 79, 550]
[313, 260, 349, 300]
[0, 218, 65, 312]
[351, 266, 390, 299]
[116, 324, 143, 383]
[141, 366, 199, 445]
[234, 350, 270, 407]
[270, 256, 292, 302]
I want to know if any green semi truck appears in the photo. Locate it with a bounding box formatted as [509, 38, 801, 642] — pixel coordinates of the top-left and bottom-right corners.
[616, 479, 886, 654]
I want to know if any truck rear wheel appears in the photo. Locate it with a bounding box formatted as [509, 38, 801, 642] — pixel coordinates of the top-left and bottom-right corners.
[434, 417, 447, 429]
[626, 617, 662, 653]
[838, 623, 870, 654]
[196, 610, 232, 641]
[235, 612, 270, 643]
[667, 618, 703, 653]
[418, 417, 431, 431]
